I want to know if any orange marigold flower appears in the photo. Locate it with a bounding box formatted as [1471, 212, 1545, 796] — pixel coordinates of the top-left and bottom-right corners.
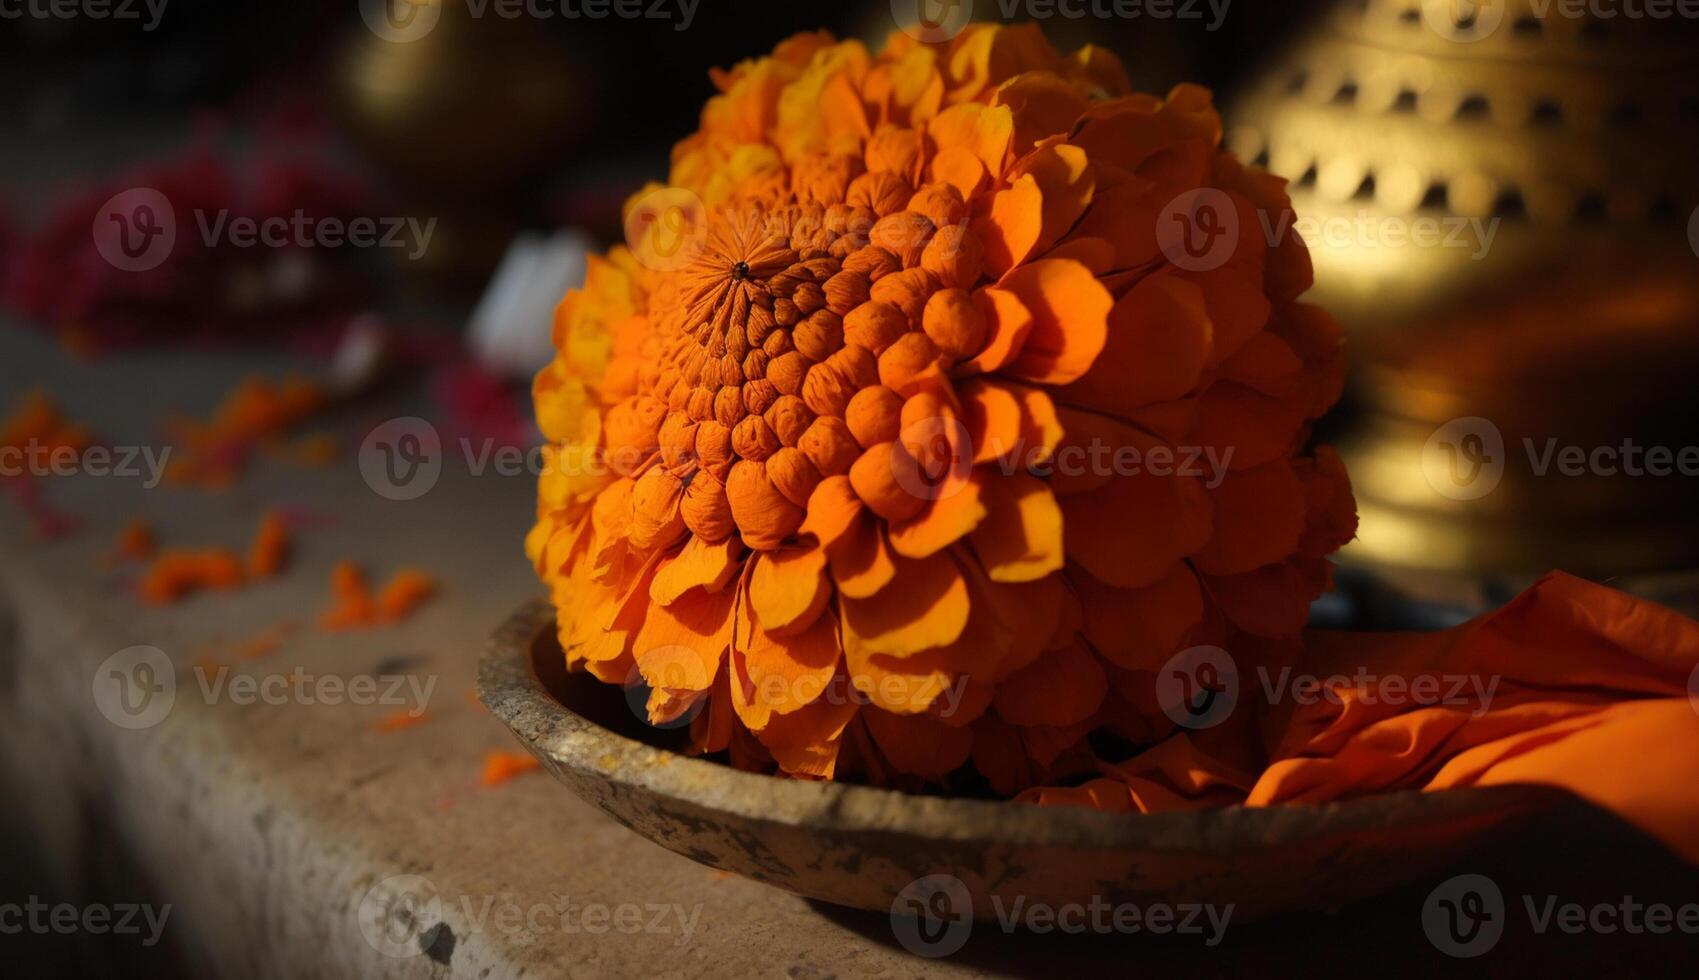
[530, 26, 1356, 791]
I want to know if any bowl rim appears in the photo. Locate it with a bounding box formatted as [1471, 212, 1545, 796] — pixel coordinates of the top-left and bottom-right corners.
[480, 597, 1557, 851]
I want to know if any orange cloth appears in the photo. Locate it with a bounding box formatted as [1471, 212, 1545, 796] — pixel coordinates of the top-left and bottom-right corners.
[1031, 573, 1699, 864]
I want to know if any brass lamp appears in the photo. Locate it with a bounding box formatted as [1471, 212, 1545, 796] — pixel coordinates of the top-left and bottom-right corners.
[1229, 0, 1699, 608]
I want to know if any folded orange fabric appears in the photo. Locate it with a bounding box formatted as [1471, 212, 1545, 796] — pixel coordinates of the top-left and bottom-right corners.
[1025, 573, 1699, 864]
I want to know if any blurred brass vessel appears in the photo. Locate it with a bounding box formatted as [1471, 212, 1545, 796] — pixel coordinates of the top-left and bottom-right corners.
[1229, 0, 1699, 601]
[330, 0, 586, 283]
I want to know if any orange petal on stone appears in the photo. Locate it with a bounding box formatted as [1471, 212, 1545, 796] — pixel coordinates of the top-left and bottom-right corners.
[634, 585, 736, 696]
[749, 546, 831, 635]
[954, 287, 1032, 376]
[999, 259, 1111, 384]
[992, 639, 1106, 728]
[888, 469, 988, 559]
[1076, 561, 1203, 671]
[863, 707, 973, 777]
[969, 471, 1063, 582]
[1062, 271, 1211, 418]
[650, 536, 744, 606]
[826, 511, 897, 599]
[798, 474, 863, 552]
[840, 549, 970, 657]
[1191, 460, 1307, 577]
[970, 173, 1043, 277]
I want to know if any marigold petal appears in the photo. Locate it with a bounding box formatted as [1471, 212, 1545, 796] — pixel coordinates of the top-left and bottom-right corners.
[753, 674, 859, 777]
[736, 593, 842, 717]
[969, 472, 1063, 582]
[928, 102, 1014, 180]
[929, 146, 987, 199]
[798, 474, 863, 552]
[1063, 272, 1211, 417]
[1076, 562, 1203, 671]
[888, 470, 988, 559]
[1191, 461, 1306, 577]
[749, 546, 831, 635]
[992, 640, 1105, 728]
[863, 708, 972, 777]
[999, 259, 1111, 384]
[1058, 426, 1214, 589]
[994, 71, 1090, 154]
[840, 549, 970, 657]
[634, 586, 735, 695]
[826, 511, 897, 599]
[971, 173, 1043, 277]
[651, 536, 744, 606]
[954, 287, 1033, 376]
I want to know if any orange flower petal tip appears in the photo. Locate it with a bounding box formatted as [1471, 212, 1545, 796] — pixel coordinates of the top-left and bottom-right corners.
[481, 750, 542, 787]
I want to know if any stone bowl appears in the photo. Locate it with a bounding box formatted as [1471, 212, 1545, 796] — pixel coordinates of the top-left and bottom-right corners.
[480, 599, 1559, 923]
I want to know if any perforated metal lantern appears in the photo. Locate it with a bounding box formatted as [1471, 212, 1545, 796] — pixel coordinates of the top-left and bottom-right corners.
[1228, 0, 1699, 601]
